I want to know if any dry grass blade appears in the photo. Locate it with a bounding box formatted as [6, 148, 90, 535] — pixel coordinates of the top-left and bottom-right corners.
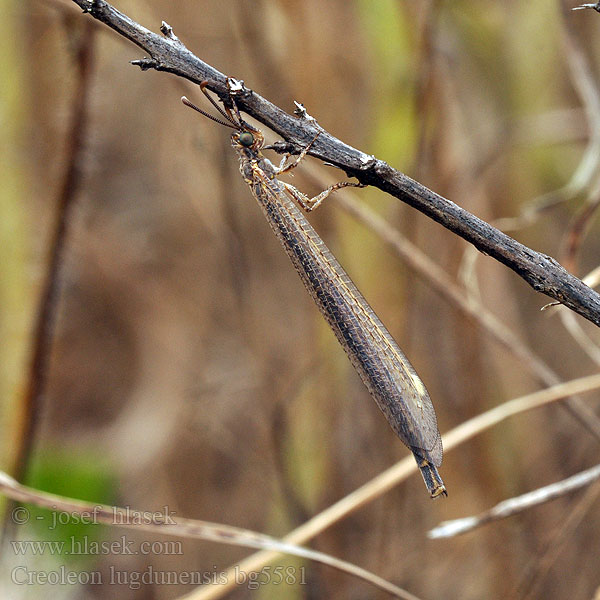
[584, 265, 600, 289]
[0, 472, 417, 600]
[572, 3, 600, 11]
[187, 372, 600, 600]
[428, 463, 600, 538]
[557, 309, 600, 366]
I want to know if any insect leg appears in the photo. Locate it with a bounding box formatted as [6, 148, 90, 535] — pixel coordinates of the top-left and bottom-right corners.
[275, 132, 321, 175]
[282, 181, 366, 212]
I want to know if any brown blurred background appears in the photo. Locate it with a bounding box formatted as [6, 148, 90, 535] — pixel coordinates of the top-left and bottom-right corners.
[2, 0, 600, 598]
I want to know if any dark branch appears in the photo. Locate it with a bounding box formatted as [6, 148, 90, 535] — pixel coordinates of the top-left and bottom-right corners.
[72, 0, 600, 327]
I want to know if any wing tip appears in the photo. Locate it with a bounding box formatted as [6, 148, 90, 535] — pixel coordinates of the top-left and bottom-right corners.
[415, 456, 447, 499]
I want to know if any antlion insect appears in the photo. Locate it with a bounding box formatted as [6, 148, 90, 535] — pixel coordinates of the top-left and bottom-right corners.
[182, 79, 446, 498]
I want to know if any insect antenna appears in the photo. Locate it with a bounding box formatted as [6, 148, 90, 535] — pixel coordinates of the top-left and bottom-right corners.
[181, 95, 239, 129]
[205, 79, 257, 131]
[200, 81, 241, 124]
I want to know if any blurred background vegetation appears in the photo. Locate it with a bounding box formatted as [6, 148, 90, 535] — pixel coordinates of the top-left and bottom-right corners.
[2, 0, 600, 598]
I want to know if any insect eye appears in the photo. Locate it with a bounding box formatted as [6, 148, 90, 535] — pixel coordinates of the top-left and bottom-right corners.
[238, 131, 254, 147]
